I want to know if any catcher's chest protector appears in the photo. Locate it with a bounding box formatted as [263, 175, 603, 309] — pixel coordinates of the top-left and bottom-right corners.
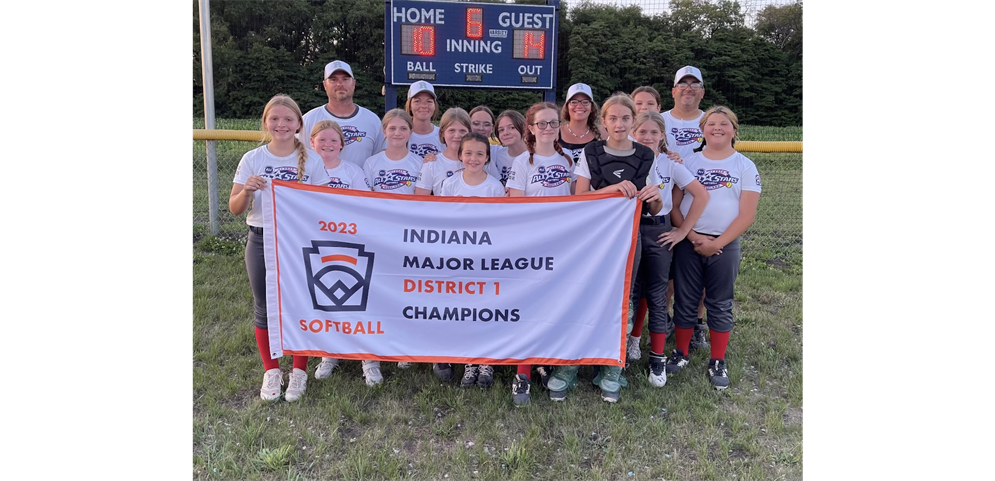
[584, 141, 655, 191]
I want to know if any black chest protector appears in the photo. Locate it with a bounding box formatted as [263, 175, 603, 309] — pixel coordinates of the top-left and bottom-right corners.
[584, 141, 655, 191]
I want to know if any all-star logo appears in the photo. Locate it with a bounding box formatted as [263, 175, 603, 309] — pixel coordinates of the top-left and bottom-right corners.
[696, 168, 739, 190]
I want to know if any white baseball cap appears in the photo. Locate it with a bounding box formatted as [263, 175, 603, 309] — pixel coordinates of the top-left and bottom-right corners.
[324, 60, 353, 79]
[566, 83, 594, 102]
[407, 81, 436, 100]
[674, 66, 703, 86]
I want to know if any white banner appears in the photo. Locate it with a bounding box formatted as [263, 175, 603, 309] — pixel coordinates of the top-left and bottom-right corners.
[261, 180, 640, 366]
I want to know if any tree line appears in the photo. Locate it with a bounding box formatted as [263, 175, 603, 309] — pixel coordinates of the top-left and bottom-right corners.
[193, 0, 802, 126]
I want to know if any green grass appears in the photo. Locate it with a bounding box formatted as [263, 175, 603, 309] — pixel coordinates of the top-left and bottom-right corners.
[193, 241, 802, 480]
[193, 121, 802, 479]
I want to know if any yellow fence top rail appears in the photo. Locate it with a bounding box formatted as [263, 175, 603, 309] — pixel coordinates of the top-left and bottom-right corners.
[194, 130, 802, 153]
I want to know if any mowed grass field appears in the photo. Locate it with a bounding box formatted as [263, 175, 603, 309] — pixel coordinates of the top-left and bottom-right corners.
[192, 121, 802, 480]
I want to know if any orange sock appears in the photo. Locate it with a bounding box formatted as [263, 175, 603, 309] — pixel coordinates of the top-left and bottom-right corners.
[675, 327, 693, 355]
[293, 355, 308, 371]
[709, 329, 730, 360]
[255, 327, 280, 371]
[649, 332, 667, 355]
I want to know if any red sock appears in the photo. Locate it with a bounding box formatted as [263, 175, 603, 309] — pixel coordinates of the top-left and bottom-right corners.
[293, 355, 309, 371]
[254, 327, 280, 371]
[517, 364, 531, 379]
[675, 327, 693, 355]
[631, 298, 647, 337]
[710, 329, 730, 360]
[649, 331, 667, 355]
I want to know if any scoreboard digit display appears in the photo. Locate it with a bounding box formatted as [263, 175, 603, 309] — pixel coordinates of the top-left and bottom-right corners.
[388, 0, 557, 89]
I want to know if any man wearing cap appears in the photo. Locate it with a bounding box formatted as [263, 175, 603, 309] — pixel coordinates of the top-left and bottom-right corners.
[662, 66, 706, 160]
[663, 65, 709, 351]
[300, 60, 385, 168]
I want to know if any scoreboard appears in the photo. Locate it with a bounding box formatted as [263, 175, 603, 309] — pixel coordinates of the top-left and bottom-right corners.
[387, 0, 558, 89]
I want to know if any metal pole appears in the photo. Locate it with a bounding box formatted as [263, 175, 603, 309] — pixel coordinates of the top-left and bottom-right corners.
[384, 0, 396, 112]
[545, 0, 560, 104]
[199, 0, 219, 235]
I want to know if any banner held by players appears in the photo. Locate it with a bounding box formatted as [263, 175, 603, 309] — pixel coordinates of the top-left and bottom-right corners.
[262, 180, 640, 366]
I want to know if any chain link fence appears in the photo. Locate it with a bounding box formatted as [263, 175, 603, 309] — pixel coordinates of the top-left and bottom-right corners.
[193, 131, 800, 268]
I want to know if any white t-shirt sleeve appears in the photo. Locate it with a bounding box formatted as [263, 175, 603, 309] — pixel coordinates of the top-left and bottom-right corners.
[505, 154, 528, 191]
[574, 150, 591, 179]
[350, 165, 370, 190]
[741, 157, 762, 193]
[306, 154, 332, 186]
[233, 151, 254, 185]
[671, 161, 696, 189]
[415, 160, 436, 190]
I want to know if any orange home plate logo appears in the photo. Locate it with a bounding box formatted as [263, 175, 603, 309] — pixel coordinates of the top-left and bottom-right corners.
[302, 241, 375, 311]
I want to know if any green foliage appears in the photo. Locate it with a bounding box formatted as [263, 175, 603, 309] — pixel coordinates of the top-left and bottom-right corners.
[195, 0, 802, 125]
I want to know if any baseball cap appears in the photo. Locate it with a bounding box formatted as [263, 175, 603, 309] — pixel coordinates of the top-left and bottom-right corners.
[566, 83, 594, 102]
[407, 81, 436, 100]
[324, 60, 353, 79]
[674, 66, 703, 86]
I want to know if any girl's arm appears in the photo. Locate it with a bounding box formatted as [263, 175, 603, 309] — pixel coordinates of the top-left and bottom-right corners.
[658, 180, 709, 250]
[695, 191, 759, 257]
[507, 188, 525, 197]
[229, 176, 265, 216]
[414, 187, 432, 195]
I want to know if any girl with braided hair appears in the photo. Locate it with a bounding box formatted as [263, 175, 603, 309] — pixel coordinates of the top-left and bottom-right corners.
[504, 101, 577, 406]
[229, 94, 331, 403]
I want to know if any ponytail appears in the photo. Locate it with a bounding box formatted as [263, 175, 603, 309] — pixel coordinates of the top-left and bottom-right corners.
[294, 138, 308, 183]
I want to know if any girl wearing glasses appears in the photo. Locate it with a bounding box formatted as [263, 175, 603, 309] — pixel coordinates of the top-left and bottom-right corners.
[469, 105, 500, 145]
[505, 101, 577, 406]
[558, 83, 608, 171]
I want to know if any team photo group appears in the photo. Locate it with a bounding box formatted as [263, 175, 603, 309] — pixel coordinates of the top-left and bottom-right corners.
[231, 59, 762, 407]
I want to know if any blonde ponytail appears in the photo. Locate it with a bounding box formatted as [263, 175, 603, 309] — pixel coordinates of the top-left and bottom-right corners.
[294, 138, 308, 183]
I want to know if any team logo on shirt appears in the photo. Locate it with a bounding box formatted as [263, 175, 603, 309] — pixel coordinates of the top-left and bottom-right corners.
[696, 168, 739, 190]
[341, 126, 367, 146]
[499, 166, 511, 184]
[530, 164, 571, 187]
[374, 169, 417, 190]
[410, 143, 440, 158]
[327, 177, 350, 189]
[655, 165, 671, 187]
[303, 241, 374, 312]
[755, 174, 762, 187]
[672, 128, 703, 146]
[263, 165, 306, 182]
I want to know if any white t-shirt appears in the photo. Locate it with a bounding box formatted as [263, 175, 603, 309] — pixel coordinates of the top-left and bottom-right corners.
[416, 151, 462, 194]
[505, 151, 576, 197]
[232, 145, 331, 227]
[439, 171, 506, 197]
[363, 151, 424, 194]
[488, 145, 517, 186]
[300, 104, 385, 168]
[324, 161, 370, 190]
[408, 126, 444, 159]
[662, 110, 705, 159]
[679, 151, 762, 236]
[647, 153, 696, 215]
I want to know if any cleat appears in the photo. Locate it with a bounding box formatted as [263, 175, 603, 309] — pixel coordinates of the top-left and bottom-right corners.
[476, 365, 494, 388]
[314, 358, 339, 379]
[690, 321, 709, 351]
[362, 360, 383, 386]
[260, 368, 283, 402]
[511, 374, 531, 406]
[432, 363, 452, 382]
[285, 368, 307, 402]
[648, 353, 667, 387]
[460, 364, 479, 388]
[665, 349, 689, 375]
[708, 358, 730, 390]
